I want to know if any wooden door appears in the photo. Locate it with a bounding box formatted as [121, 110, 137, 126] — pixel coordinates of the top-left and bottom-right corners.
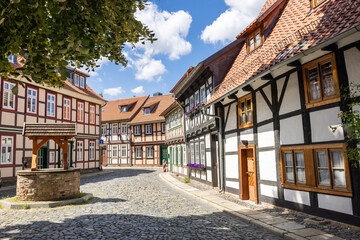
[211, 134, 219, 188]
[239, 146, 258, 204]
[38, 146, 48, 169]
[101, 147, 107, 166]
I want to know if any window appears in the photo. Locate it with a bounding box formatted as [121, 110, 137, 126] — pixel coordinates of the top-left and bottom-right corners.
[8, 55, 17, 65]
[1, 136, 14, 165]
[121, 124, 127, 134]
[190, 143, 194, 163]
[79, 76, 85, 88]
[303, 53, 339, 108]
[238, 94, 253, 128]
[76, 140, 84, 162]
[2, 81, 16, 110]
[190, 95, 194, 109]
[200, 142, 205, 165]
[311, 0, 327, 8]
[63, 97, 71, 121]
[143, 107, 151, 115]
[135, 146, 142, 159]
[49, 151, 55, 163]
[77, 101, 84, 123]
[200, 85, 206, 103]
[89, 141, 95, 161]
[89, 104, 95, 124]
[178, 146, 182, 167]
[46, 93, 56, 118]
[74, 74, 79, 86]
[112, 124, 118, 135]
[248, 29, 262, 53]
[185, 99, 189, 112]
[134, 125, 141, 136]
[146, 146, 154, 159]
[195, 91, 200, 105]
[101, 125, 106, 135]
[112, 145, 118, 158]
[121, 145, 127, 157]
[161, 122, 165, 133]
[120, 105, 128, 113]
[280, 144, 351, 196]
[195, 142, 199, 164]
[26, 87, 38, 114]
[145, 124, 152, 135]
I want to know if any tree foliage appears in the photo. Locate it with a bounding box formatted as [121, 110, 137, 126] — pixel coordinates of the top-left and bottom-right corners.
[0, 0, 155, 88]
[342, 83, 360, 165]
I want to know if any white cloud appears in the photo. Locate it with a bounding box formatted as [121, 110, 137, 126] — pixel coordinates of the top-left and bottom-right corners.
[133, 56, 166, 82]
[131, 86, 145, 95]
[135, 2, 192, 60]
[104, 86, 125, 97]
[96, 78, 103, 83]
[201, 0, 266, 44]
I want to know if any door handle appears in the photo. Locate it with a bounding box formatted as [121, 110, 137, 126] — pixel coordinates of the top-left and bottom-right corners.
[246, 172, 249, 175]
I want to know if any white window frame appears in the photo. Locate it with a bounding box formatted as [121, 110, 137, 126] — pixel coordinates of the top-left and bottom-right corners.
[1, 136, 14, 165]
[101, 125, 106, 135]
[134, 125, 141, 136]
[121, 124, 128, 134]
[135, 146, 142, 159]
[190, 95, 194, 109]
[200, 141, 205, 165]
[195, 142, 199, 164]
[77, 141, 84, 162]
[146, 146, 154, 159]
[112, 124, 118, 135]
[121, 145, 127, 157]
[89, 141, 95, 160]
[26, 87, 38, 114]
[79, 76, 85, 88]
[145, 124, 152, 135]
[46, 93, 56, 117]
[161, 122, 165, 133]
[74, 74, 79, 86]
[144, 107, 151, 115]
[77, 101, 84, 123]
[49, 151, 55, 163]
[200, 85, 206, 103]
[2, 81, 16, 110]
[112, 145, 118, 158]
[120, 105, 128, 113]
[195, 90, 200, 105]
[63, 97, 71, 121]
[89, 104, 95, 124]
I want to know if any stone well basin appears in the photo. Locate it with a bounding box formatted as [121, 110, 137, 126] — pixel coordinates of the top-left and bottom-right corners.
[16, 168, 80, 201]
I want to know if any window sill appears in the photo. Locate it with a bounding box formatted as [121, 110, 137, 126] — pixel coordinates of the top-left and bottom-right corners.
[282, 183, 352, 197]
[239, 122, 253, 129]
[305, 97, 340, 109]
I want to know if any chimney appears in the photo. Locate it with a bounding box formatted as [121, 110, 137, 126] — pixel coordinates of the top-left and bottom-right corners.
[153, 92, 162, 96]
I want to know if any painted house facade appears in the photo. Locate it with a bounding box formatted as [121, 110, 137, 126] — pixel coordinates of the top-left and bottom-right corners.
[172, 41, 242, 187]
[160, 102, 187, 175]
[129, 94, 174, 166]
[204, 0, 360, 226]
[0, 63, 105, 182]
[101, 95, 148, 166]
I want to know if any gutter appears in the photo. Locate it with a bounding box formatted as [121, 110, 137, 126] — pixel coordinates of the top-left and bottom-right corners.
[208, 24, 360, 107]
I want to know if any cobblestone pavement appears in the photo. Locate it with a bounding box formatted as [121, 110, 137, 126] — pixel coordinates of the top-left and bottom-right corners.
[0, 168, 281, 240]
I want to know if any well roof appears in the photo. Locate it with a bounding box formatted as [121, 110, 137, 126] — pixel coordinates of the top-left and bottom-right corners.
[22, 123, 77, 137]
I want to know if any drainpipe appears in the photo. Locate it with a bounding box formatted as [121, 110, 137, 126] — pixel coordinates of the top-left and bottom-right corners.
[201, 107, 224, 193]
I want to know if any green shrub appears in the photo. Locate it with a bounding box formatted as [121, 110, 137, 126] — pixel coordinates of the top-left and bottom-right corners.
[184, 177, 190, 183]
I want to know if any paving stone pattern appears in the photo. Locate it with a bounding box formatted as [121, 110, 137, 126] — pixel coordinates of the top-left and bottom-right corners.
[0, 168, 281, 239]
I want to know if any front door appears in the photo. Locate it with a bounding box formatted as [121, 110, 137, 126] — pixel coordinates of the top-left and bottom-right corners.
[160, 145, 168, 165]
[38, 146, 48, 169]
[211, 134, 219, 188]
[239, 146, 258, 204]
[101, 146, 107, 166]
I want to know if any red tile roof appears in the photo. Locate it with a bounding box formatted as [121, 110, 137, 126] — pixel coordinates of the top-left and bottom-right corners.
[101, 95, 149, 122]
[210, 0, 360, 103]
[129, 94, 175, 124]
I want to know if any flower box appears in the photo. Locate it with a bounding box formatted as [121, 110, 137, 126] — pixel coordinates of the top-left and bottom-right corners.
[186, 163, 206, 171]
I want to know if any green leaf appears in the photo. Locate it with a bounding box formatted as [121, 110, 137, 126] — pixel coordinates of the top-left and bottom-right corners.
[11, 86, 18, 95]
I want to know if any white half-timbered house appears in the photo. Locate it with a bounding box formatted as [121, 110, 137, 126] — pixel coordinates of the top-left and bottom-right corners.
[0, 63, 105, 182]
[100, 95, 148, 166]
[205, 0, 360, 226]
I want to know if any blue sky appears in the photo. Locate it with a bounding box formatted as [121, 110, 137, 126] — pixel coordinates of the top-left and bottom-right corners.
[84, 0, 266, 100]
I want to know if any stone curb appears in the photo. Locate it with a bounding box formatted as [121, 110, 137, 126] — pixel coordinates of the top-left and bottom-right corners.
[159, 173, 337, 240]
[0, 193, 93, 209]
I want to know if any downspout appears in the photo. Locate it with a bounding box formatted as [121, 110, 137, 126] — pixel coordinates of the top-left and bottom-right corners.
[201, 107, 224, 193]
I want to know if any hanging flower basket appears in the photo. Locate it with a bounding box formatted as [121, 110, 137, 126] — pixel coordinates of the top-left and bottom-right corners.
[187, 163, 206, 171]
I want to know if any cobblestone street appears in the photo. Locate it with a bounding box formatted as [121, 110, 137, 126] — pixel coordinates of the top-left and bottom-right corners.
[0, 168, 281, 239]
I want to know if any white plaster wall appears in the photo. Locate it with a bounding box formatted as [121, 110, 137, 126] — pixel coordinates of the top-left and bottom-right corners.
[205, 134, 211, 148]
[226, 180, 239, 190]
[239, 128, 254, 141]
[207, 169, 212, 181]
[256, 85, 273, 123]
[310, 107, 344, 143]
[260, 184, 278, 199]
[225, 154, 239, 179]
[284, 189, 310, 206]
[259, 150, 277, 181]
[224, 133, 237, 152]
[317, 194, 353, 215]
[280, 115, 304, 145]
[344, 47, 360, 96]
[225, 102, 238, 132]
[258, 123, 275, 148]
[279, 73, 301, 115]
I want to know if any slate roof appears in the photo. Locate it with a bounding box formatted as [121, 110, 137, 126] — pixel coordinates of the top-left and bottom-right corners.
[22, 123, 77, 137]
[209, 0, 360, 103]
[129, 94, 175, 124]
[101, 95, 149, 122]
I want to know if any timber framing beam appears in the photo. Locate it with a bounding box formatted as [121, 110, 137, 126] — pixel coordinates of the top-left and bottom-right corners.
[261, 73, 274, 81]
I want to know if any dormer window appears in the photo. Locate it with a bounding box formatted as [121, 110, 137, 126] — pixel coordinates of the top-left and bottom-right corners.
[74, 74, 79, 86]
[311, 0, 327, 9]
[79, 76, 85, 88]
[120, 105, 128, 113]
[8, 55, 17, 65]
[247, 29, 262, 53]
[143, 107, 151, 115]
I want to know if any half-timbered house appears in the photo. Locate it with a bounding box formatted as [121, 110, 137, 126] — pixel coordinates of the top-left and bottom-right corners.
[129, 94, 174, 166]
[205, 0, 360, 225]
[101, 95, 148, 166]
[0, 62, 105, 182]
